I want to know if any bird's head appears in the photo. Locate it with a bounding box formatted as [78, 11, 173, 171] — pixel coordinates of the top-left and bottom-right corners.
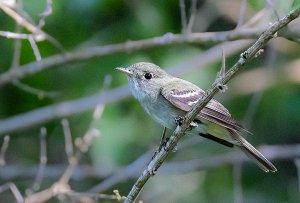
[116, 62, 170, 101]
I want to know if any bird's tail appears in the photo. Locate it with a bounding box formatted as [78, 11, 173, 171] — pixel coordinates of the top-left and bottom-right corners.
[229, 130, 277, 172]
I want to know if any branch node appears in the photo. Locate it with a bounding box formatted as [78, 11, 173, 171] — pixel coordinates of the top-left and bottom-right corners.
[213, 48, 228, 93]
[217, 84, 228, 93]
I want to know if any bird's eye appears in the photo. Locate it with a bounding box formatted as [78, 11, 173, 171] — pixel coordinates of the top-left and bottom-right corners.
[144, 72, 152, 80]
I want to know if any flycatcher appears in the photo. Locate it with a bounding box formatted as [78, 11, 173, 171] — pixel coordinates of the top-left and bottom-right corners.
[116, 62, 276, 172]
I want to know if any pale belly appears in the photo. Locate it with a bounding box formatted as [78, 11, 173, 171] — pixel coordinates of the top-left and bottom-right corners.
[140, 94, 208, 135]
[142, 95, 180, 129]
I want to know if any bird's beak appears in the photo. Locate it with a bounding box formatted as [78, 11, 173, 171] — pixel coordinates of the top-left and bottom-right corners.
[115, 67, 133, 77]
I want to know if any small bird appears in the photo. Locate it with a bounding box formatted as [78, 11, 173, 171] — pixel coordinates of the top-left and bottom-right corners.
[116, 62, 277, 172]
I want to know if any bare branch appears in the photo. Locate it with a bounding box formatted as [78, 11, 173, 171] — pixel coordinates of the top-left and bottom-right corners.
[0, 144, 299, 182]
[0, 1, 65, 52]
[124, 8, 300, 203]
[236, 0, 247, 28]
[0, 86, 129, 135]
[179, 0, 187, 33]
[61, 119, 74, 164]
[0, 28, 266, 86]
[64, 191, 122, 201]
[26, 127, 48, 194]
[213, 48, 228, 92]
[38, 0, 53, 28]
[0, 30, 31, 39]
[295, 158, 300, 200]
[93, 75, 112, 121]
[0, 182, 24, 203]
[0, 135, 10, 166]
[10, 22, 22, 69]
[12, 80, 60, 99]
[28, 35, 42, 61]
[24, 83, 106, 203]
[186, 0, 197, 33]
[0, 1, 44, 35]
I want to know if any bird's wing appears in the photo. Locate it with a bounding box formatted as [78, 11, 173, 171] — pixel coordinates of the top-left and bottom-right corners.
[161, 80, 248, 133]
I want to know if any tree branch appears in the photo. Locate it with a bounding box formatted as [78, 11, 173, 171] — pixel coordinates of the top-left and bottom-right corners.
[124, 7, 300, 203]
[0, 144, 299, 183]
[0, 28, 266, 87]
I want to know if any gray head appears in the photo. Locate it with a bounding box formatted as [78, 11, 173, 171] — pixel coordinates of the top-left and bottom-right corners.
[116, 62, 170, 101]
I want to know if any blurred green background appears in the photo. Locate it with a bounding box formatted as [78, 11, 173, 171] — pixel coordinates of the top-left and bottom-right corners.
[0, 0, 300, 202]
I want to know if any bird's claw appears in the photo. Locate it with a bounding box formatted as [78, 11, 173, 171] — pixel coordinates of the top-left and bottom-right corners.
[152, 137, 169, 160]
[175, 116, 185, 126]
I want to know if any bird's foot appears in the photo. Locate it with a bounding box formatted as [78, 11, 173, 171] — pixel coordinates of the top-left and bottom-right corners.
[152, 137, 169, 160]
[188, 121, 198, 130]
[175, 116, 185, 126]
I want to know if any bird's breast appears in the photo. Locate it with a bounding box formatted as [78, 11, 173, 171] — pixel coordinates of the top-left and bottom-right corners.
[141, 94, 182, 130]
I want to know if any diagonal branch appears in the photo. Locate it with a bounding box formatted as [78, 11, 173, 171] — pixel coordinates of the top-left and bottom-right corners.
[124, 7, 300, 203]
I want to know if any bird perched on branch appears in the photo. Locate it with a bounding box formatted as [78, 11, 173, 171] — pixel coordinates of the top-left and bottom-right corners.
[116, 62, 277, 172]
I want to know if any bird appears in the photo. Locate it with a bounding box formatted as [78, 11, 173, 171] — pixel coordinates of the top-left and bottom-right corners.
[116, 62, 277, 172]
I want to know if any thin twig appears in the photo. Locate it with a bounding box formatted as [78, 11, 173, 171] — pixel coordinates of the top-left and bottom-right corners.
[93, 75, 112, 121]
[28, 35, 42, 61]
[0, 30, 30, 39]
[0, 182, 24, 203]
[179, 0, 187, 33]
[0, 135, 10, 166]
[2, 23, 298, 87]
[27, 127, 48, 194]
[24, 81, 107, 203]
[10, 22, 22, 69]
[236, 0, 247, 28]
[65, 191, 122, 201]
[124, 8, 300, 203]
[0, 1, 65, 52]
[214, 48, 228, 92]
[61, 119, 74, 164]
[0, 2, 43, 35]
[38, 0, 53, 28]
[0, 27, 267, 86]
[265, 0, 280, 20]
[7, 13, 60, 99]
[12, 80, 60, 99]
[294, 159, 300, 200]
[186, 0, 197, 33]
